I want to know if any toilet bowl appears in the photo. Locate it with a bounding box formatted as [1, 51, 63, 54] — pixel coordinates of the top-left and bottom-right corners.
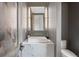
[61, 40, 77, 57]
[61, 49, 77, 57]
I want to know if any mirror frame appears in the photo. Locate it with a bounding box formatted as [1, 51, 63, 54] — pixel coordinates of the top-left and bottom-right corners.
[27, 6, 48, 32]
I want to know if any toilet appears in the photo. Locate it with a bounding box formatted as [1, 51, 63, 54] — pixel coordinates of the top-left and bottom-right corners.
[61, 40, 77, 57]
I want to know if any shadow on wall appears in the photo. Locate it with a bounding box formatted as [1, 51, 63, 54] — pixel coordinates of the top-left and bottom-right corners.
[48, 29, 56, 43]
[0, 29, 17, 57]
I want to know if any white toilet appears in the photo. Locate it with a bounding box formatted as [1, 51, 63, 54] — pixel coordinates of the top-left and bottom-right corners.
[61, 40, 77, 57]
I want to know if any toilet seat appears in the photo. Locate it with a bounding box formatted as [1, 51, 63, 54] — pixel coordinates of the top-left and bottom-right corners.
[61, 49, 77, 57]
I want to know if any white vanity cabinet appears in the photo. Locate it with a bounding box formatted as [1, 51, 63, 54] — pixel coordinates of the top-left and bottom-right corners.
[21, 37, 54, 57]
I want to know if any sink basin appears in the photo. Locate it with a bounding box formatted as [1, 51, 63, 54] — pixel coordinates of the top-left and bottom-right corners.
[28, 36, 51, 43]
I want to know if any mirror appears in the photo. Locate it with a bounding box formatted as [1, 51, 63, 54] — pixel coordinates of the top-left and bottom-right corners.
[27, 6, 48, 32]
[32, 13, 45, 31]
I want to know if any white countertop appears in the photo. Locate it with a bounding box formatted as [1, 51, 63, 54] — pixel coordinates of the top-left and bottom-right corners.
[22, 36, 54, 45]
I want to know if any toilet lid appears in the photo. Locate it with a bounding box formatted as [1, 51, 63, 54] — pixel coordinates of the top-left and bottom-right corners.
[61, 49, 77, 57]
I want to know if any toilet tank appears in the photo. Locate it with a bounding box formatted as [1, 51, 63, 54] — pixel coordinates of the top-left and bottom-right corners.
[61, 40, 67, 49]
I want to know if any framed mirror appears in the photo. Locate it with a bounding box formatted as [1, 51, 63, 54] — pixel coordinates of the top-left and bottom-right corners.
[27, 6, 48, 32]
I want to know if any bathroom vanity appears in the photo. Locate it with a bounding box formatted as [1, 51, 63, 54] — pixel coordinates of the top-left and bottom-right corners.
[20, 36, 54, 57]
